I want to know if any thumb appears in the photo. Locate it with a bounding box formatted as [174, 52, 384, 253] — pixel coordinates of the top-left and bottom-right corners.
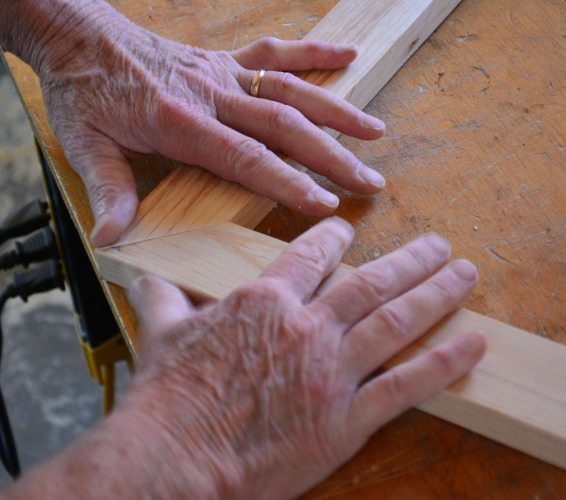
[64, 131, 139, 247]
[129, 275, 194, 343]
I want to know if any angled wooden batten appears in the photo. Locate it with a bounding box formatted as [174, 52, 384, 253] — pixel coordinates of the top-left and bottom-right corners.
[96, 0, 566, 471]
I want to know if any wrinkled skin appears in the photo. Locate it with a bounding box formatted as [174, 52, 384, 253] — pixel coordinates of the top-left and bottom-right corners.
[123, 218, 486, 500]
[32, 0, 387, 246]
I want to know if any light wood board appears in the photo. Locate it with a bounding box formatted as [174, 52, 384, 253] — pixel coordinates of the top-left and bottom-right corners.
[97, 221, 566, 471]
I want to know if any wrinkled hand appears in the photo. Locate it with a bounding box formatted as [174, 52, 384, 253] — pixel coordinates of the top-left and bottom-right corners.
[125, 218, 486, 500]
[36, 2, 386, 246]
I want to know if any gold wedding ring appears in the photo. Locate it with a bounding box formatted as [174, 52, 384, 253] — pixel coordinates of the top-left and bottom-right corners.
[250, 69, 266, 97]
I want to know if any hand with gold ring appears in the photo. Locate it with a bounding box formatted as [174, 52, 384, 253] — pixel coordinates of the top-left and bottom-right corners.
[1, 0, 386, 246]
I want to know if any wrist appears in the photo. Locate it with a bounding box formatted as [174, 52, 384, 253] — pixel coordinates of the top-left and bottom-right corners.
[114, 397, 220, 500]
[120, 384, 245, 500]
[1, 397, 225, 500]
[0, 0, 125, 78]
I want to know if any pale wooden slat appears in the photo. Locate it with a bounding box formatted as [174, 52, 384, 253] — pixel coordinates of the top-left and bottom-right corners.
[117, 0, 463, 245]
[97, 222, 566, 471]
[98, 223, 288, 302]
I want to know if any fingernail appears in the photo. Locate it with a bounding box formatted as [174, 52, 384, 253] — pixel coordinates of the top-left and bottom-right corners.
[336, 43, 358, 53]
[90, 212, 111, 246]
[358, 166, 386, 189]
[312, 189, 339, 208]
[450, 259, 478, 282]
[422, 233, 451, 256]
[361, 114, 385, 131]
[457, 331, 487, 354]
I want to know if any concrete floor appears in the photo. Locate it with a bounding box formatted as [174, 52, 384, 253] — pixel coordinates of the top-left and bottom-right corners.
[0, 60, 120, 486]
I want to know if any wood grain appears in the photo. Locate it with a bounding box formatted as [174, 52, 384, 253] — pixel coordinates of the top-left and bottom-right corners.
[117, 0, 463, 245]
[4, 0, 566, 497]
[97, 221, 566, 471]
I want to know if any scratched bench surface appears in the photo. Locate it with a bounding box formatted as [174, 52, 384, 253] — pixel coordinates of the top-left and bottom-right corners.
[4, 0, 566, 497]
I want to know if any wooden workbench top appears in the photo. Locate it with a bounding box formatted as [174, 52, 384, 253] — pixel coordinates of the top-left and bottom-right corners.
[3, 0, 566, 497]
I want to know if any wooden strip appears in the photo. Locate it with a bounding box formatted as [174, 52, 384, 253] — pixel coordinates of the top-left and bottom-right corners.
[96, 222, 566, 471]
[118, 0, 462, 245]
[98, 223, 289, 302]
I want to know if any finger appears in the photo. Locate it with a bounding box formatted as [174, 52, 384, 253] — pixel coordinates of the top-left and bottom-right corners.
[158, 115, 341, 215]
[129, 275, 194, 341]
[342, 259, 478, 381]
[261, 217, 354, 302]
[349, 331, 487, 438]
[238, 70, 384, 140]
[216, 94, 385, 193]
[231, 38, 358, 72]
[62, 131, 139, 247]
[312, 233, 452, 326]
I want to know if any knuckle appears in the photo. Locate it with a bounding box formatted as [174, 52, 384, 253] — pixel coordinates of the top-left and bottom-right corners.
[157, 97, 190, 124]
[278, 252, 324, 285]
[406, 243, 435, 276]
[289, 239, 329, 272]
[430, 349, 455, 376]
[274, 72, 301, 98]
[306, 40, 328, 54]
[352, 265, 393, 305]
[285, 309, 321, 337]
[232, 278, 283, 307]
[252, 37, 280, 67]
[87, 179, 122, 208]
[267, 102, 302, 133]
[227, 139, 268, 181]
[296, 171, 318, 195]
[429, 274, 459, 302]
[256, 37, 278, 54]
[376, 303, 411, 340]
[314, 94, 341, 125]
[386, 368, 411, 408]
